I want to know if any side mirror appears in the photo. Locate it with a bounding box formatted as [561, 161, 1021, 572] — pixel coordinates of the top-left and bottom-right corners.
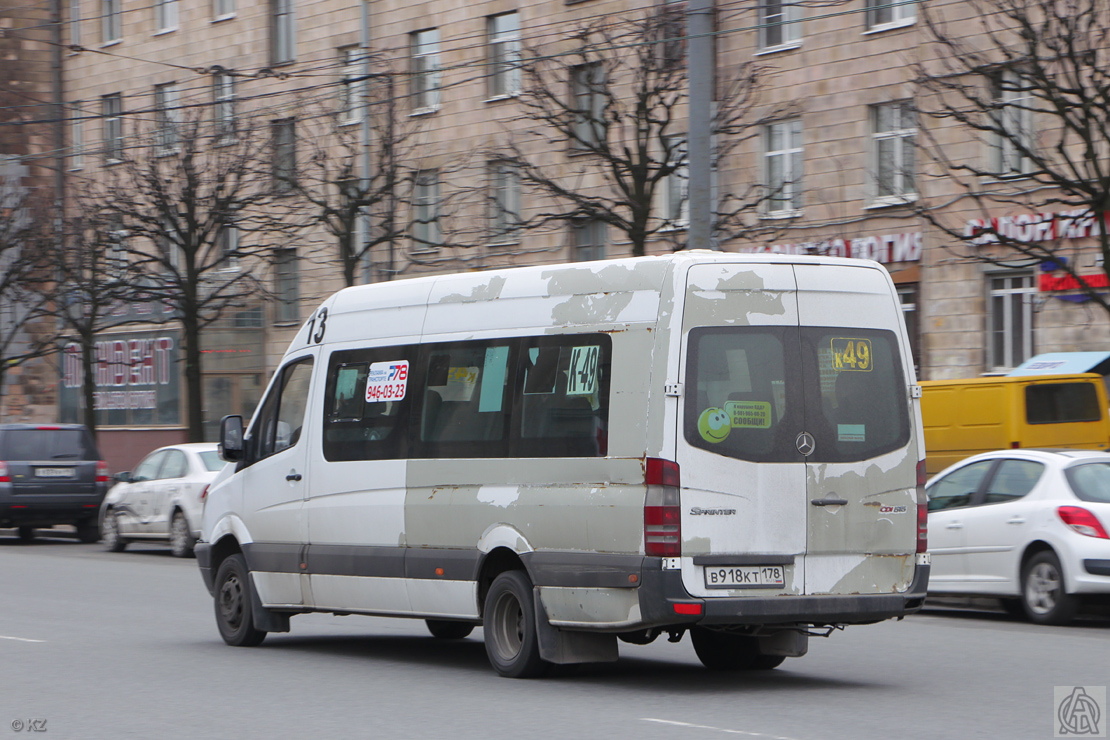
[219, 414, 245, 462]
[114, 471, 133, 483]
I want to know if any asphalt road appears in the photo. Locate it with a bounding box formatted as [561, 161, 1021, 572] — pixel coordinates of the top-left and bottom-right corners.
[2, 529, 1108, 740]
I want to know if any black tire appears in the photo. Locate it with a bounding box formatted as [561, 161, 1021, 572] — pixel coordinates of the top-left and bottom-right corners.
[75, 520, 100, 543]
[168, 510, 196, 558]
[426, 620, 475, 640]
[102, 512, 127, 553]
[214, 553, 267, 647]
[1021, 550, 1078, 626]
[483, 571, 550, 678]
[17, 526, 34, 542]
[690, 627, 786, 671]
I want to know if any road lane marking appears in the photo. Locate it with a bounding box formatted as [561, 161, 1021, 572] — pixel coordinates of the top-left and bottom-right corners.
[642, 718, 803, 740]
[0, 635, 45, 643]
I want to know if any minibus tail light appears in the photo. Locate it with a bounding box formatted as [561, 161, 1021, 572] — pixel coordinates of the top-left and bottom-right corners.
[916, 459, 928, 554]
[96, 461, 111, 484]
[644, 457, 681, 557]
[0, 461, 8, 483]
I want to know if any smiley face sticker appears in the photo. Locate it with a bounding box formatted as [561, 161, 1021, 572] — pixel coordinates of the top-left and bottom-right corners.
[697, 407, 731, 444]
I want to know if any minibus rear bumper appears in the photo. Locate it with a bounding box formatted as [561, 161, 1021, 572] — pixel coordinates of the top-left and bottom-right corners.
[636, 559, 930, 628]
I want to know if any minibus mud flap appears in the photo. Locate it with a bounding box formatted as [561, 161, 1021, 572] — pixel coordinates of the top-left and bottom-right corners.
[250, 579, 291, 633]
[533, 590, 618, 664]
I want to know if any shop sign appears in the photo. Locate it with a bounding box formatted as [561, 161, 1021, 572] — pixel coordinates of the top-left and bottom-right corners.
[964, 208, 1106, 245]
[58, 329, 181, 426]
[744, 232, 922, 264]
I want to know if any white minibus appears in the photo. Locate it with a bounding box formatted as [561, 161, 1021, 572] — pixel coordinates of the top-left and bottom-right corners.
[198, 251, 929, 677]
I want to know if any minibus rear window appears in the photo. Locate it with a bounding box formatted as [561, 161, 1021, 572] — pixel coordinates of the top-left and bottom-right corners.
[684, 326, 909, 463]
[1025, 383, 1102, 424]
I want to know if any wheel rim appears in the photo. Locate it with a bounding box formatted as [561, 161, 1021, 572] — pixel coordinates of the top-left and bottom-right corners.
[1026, 562, 1061, 615]
[490, 590, 524, 661]
[170, 514, 188, 555]
[219, 572, 246, 630]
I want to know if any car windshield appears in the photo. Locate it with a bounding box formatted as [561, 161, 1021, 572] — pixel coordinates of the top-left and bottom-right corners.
[1064, 462, 1110, 504]
[198, 450, 225, 472]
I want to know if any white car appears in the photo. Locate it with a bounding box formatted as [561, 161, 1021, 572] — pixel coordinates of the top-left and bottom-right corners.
[926, 449, 1110, 625]
[100, 443, 225, 558]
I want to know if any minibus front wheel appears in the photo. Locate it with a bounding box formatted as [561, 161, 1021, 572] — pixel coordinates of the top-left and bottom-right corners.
[214, 553, 267, 647]
[483, 570, 551, 678]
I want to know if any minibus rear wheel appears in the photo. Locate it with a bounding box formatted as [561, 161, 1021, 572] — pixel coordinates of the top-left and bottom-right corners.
[690, 627, 785, 671]
[426, 620, 474, 639]
[483, 570, 551, 678]
[214, 553, 267, 647]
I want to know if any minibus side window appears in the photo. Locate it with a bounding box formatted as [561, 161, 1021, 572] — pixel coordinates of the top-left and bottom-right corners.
[250, 357, 314, 461]
[322, 347, 414, 462]
[418, 343, 513, 453]
[517, 336, 610, 457]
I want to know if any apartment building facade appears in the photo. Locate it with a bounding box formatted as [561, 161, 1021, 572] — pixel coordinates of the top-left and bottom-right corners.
[5, 0, 1109, 463]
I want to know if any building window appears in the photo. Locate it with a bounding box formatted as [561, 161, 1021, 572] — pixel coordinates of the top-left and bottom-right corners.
[102, 93, 123, 163]
[992, 70, 1035, 176]
[213, 0, 234, 20]
[489, 161, 521, 241]
[571, 63, 605, 149]
[866, 0, 915, 29]
[412, 169, 441, 252]
[155, 0, 178, 32]
[106, 216, 128, 274]
[70, 102, 84, 170]
[411, 29, 440, 112]
[661, 136, 689, 228]
[988, 273, 1035, 371]
[69, 0, 81, 45]
[154, 83, 179, 155]
[213, 72, 236, 141]
[217, 223, 240, 270]
[274, 249, 299, 324]
[101, 0, 121, 43]
[759, 0, 801, 50]
[572, 219, 605, 261]
[872, 101, 916, 200]
[271, 118, 296, 193]
[897, 283, 919, 374]
[659, 0, 686, 63]
[488, 13, 521, 98]
[339, 47, 363, 124]
[764, 118, 802, 214]
[271, 0, 295, 65]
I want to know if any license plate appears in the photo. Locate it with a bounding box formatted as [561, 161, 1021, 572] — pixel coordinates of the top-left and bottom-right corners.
[35, 467, 76, 479]
[703, 565, 785, 589]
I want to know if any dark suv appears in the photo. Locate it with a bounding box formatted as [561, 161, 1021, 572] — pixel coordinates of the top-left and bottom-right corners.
[0, 424, 109, 542]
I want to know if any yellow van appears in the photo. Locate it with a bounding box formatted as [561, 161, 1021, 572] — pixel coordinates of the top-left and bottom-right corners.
[920, 373, 1110, 475]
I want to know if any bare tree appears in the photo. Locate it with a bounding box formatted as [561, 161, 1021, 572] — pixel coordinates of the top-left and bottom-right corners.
[76, 104, 297, 441]
[914, 0, 1110, 314]
[285, 60, 426, 285]
[0, 164, 54, 419]
[492, 11, 787, 257]
[33, 213, 139, 436]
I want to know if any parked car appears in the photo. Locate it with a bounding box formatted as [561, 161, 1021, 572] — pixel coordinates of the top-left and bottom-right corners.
[100, 443, 224, 557]
[0, 424, 109, 542]
[926, 448, 1110, 625]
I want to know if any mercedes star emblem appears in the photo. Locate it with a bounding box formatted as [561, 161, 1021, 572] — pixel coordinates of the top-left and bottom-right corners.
[796, 431, 816, 456]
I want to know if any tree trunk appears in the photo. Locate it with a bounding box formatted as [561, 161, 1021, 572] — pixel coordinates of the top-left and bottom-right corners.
[80, 335, 98, 439]
[182, 314, 205, 442]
